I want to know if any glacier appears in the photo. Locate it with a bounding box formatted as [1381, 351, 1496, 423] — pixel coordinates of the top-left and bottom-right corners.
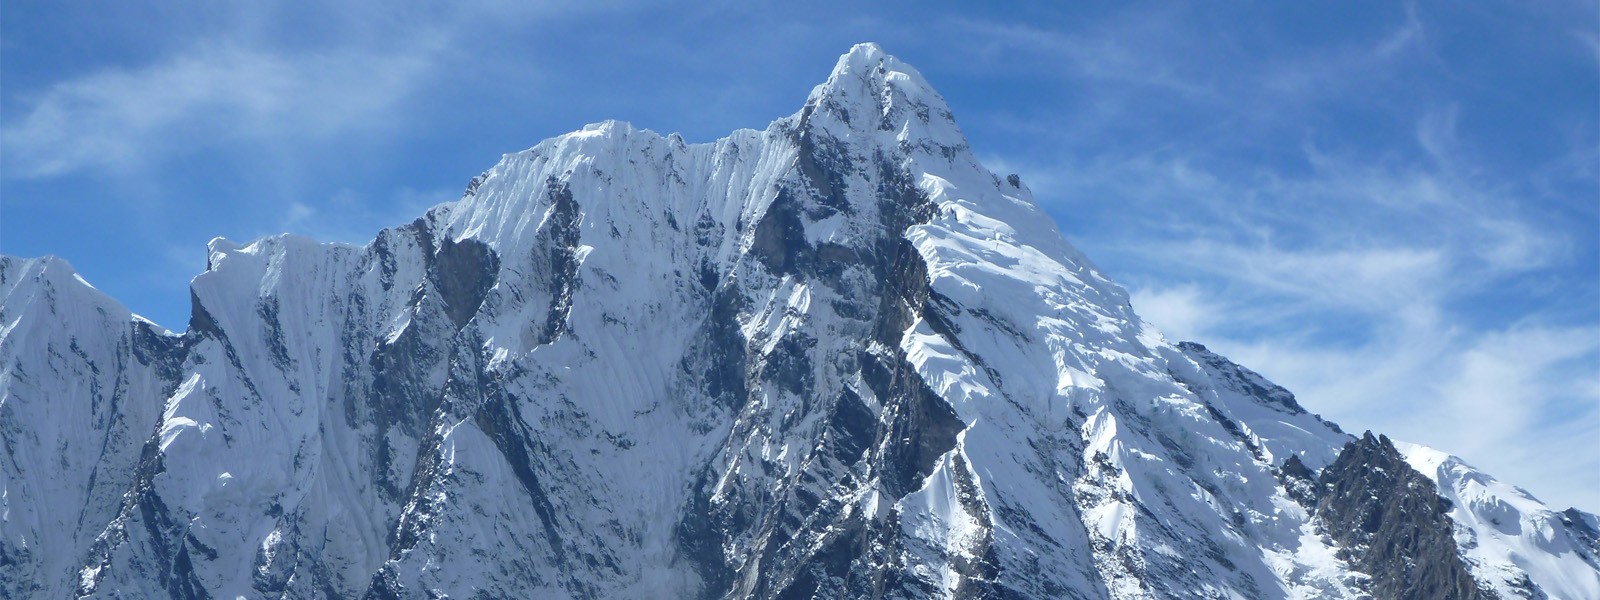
[2, 42, 1596, 599]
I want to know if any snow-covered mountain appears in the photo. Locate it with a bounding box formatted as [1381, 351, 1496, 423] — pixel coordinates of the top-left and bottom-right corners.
[2, 43, 1596, 599]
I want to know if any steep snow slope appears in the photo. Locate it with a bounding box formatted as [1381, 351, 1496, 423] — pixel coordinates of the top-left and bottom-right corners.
[2, 43, 1596, 599]
[1401, 443, 1600, 599]
[0, 257, 175, 599]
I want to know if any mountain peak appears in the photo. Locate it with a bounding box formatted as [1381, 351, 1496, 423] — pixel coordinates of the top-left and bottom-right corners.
[828, 42, 911, 82]
[810, 42, 940, 110]
[9, 42, 1596, 600]
[801, 43, 962, 146]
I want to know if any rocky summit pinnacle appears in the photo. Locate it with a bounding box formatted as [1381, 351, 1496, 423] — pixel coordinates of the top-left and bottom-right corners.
[2, 44, 1597, 600]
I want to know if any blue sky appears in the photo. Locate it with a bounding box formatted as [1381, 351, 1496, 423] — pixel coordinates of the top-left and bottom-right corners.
[4, 2, 1596, 510]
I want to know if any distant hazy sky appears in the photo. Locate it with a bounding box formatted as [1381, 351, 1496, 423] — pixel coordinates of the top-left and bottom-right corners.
[4, 2, 1596, 510]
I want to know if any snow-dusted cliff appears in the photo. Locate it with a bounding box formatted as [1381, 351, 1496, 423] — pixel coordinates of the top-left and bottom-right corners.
[2, 43, 1595, 599]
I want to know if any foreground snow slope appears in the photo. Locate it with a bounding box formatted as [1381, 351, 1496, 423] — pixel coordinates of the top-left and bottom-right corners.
[2, 43, 1595, 599]
[1400, 443, 1600, 599]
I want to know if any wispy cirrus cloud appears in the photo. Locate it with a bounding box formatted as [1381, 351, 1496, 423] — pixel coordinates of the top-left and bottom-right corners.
[1089, 111, 1598, 510]
[962, 5, 1598, 510]
[946, 13, 1222, 100]
[2, 38, 442, 179]
[277, 186, 452, 245]
[1125, 216, 1598, 509]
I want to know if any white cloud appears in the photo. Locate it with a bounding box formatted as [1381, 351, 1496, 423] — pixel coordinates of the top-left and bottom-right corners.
[1127, 254, 1599, 510]
[282, 202, 316, 229]
[1167, 241, 1450, 318]
[1053, 102, 1597, 510]
[1130, 285, 1218, 343]
[274, 186, 450, 245]
[949, 15, 1218, 100]
[2, 40, 440, 178]
[1226, 319, 1600, 511]
[1432, 325, 1600, 459]
[1102, 157, 1597, 508]
[961, 5, 1595, 510]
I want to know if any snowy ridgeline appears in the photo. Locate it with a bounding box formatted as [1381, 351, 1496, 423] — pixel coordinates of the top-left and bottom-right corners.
[2, 43, 1596, 599]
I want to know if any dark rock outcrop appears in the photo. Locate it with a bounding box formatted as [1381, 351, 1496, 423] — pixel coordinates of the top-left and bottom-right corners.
[1313, 432, 1491, 600]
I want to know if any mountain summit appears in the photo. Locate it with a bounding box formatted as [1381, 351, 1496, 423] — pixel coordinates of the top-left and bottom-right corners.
[3, 43, 1596, 600]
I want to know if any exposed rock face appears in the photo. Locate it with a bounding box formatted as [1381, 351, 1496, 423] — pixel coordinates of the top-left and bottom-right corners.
[1313, 433, 1491, 600]
[2, 43, 1597, 600]
[1566, 509, 1600, 559]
